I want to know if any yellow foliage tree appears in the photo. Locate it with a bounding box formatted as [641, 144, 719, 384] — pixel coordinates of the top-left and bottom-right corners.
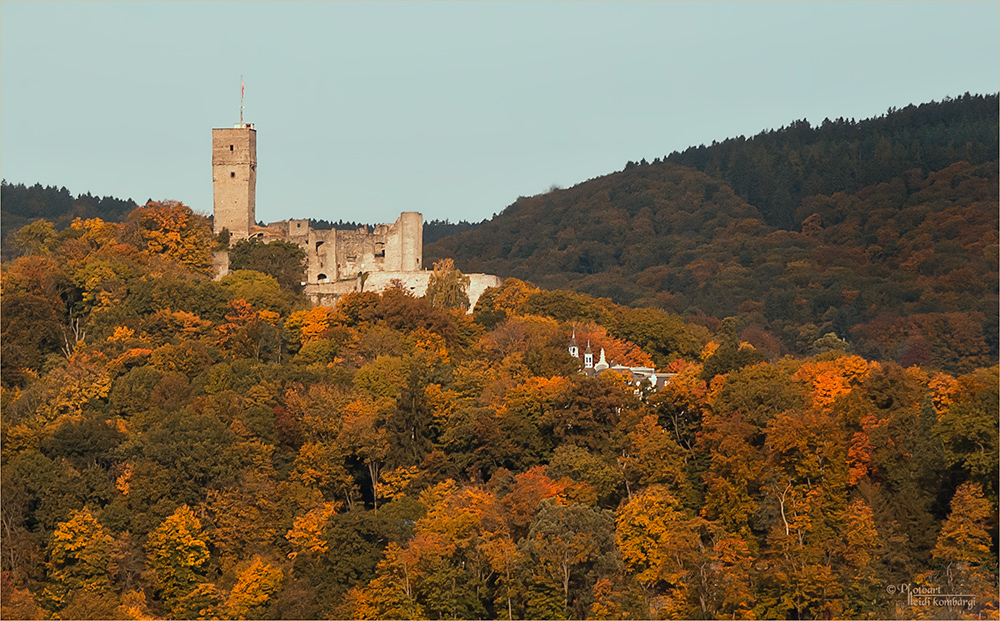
[286, 305, 337, 345]
[129, 201, 214, 274]
[491, 278, 541, 316]
[145, 505, 216, 618]
[225, 556, 284, 620]
[932, 482, 993, 566]
[929, 372, 959, 418]
[616, 486, 700, 587]
[285, 501, 342, 559]
[793, 355, 875, 410]
[44, 507, 116, 610]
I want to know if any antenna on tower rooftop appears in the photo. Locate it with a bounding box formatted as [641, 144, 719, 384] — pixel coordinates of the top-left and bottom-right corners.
[240, 76, 244, 125]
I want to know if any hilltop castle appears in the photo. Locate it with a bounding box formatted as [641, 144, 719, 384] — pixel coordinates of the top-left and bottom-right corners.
[211, 121, 500, 308]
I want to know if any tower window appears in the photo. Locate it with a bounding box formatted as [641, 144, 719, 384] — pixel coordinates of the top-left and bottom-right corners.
[230, 145, 234, 151]
[230, 172, 235, 178]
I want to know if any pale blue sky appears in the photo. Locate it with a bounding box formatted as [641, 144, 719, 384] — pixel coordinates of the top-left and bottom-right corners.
[2, 2, 998, 225]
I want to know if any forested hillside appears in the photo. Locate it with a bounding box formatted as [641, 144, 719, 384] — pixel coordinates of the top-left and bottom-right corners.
[1, 202, 997, 619]
[667, 93, 998, 228]
[427, 94, 999, 371]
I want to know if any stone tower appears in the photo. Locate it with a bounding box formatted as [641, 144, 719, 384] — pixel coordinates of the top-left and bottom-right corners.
[212, 123, 257, 237]
[385, 211, 423, 271]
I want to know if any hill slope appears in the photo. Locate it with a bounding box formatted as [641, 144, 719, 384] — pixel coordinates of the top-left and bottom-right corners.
[667, 92, 998, 228]
[427, 95, 999, 366]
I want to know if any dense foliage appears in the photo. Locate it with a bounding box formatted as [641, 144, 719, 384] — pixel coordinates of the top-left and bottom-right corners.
[2, 204, 997, 619]
[427, 95, 999, 371]
[229, 239, 308, 295]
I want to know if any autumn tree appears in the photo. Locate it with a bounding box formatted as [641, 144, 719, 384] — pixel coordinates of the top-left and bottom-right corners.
[339, 398, 392, 510]
[838, 498, 887, 617]
[225, 556, 285, 620]
[13, 219, 57, 256]
[128, 201, 214, 274]
[145, 505, 219, 618]
[930, 482, 998, 616]
[425, 258, 470, 311]
[215, 298, 282, 361]
[932, 370, 999, 500]
[43, 507, 117, 612]
[616, 414, 688, 502]
[1, 572, 46, 620]
[519, 499, 617, 619]
[615, 486, 707, 618]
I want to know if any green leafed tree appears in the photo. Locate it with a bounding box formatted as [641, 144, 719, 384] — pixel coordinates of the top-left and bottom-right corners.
[519, 500, 618, 619]
[229, 238, 307, 294]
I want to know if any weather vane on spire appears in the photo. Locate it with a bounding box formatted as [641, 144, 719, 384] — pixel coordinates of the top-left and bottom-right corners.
[240, 76, 244, 125]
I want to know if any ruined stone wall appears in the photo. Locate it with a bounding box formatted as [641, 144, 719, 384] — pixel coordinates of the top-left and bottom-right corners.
[382, 221, 402, 271]
[276, 220, 338, 283]
[315, 212, 423, 278]
[312, 230, 338, 282]
[335, 228, 377, 278]
[303, 271, 501, 314]
[211, 251, 230, 281]
[212, 126, 256, 237]
[466, 274, 503, 309]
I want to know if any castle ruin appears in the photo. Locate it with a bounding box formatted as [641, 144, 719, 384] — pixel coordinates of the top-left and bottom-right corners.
[211, 122, 500, 308]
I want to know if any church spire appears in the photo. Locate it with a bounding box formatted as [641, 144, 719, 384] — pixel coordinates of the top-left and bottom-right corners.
[595, 348, 609, 372]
